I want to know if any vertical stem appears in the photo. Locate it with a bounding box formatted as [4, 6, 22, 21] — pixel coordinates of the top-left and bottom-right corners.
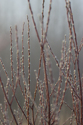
[10, 27, 14, 88]
[27, 16, 30, 125]
[41, 45, 50, 125]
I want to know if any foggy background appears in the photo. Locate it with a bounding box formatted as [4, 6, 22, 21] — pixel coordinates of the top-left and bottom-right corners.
[0, 0, 83, 124]
[0, 0, 83, 51]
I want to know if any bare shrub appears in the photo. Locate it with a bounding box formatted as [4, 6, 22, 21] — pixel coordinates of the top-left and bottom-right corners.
[0, 0, 83, 125]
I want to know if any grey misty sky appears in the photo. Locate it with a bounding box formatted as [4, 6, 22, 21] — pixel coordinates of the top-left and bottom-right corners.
[0, 0, 83, 50]
[0, 0, 83, 28]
